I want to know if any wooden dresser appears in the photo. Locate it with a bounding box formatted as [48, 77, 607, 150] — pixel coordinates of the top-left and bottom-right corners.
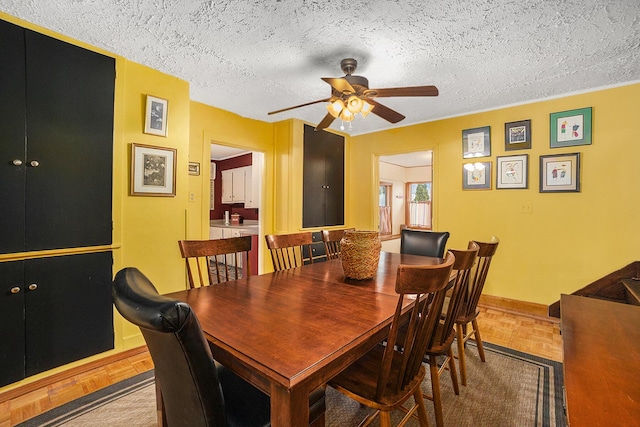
[561, 294, 640, 426]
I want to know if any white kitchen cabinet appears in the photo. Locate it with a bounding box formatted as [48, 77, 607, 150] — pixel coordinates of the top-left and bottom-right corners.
[244, 152, 263, 209]
[221, 167, 248, 203]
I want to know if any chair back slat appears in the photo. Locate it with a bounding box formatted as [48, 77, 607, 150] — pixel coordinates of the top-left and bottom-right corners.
[439, 243, 479, 341]
[375, 252, 455, 399]
[460, 237, 500, 320]
[265, 232, 314, 271]
[321, 228, 355, 259]
[178, 237, 252, 288]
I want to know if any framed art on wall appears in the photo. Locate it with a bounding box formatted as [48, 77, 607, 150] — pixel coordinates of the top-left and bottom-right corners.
[130, 143, 177, 196]
[188, 162, 201, 176]
[504, 120, 531, 151]
[462, 161, 492, 190]
[462, 126, 491, 158]
[496, 154, 528, 189]
[539, 152, 580, 192]
[550, 107, 592, 148]
[144, 95, 168, 137]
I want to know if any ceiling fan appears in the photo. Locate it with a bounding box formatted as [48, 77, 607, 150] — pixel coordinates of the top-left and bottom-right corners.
[268, 58, 439, 131]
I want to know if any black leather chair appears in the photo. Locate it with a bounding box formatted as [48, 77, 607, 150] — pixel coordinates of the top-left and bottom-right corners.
[400, 229, 450, 258]
[112, 267, 325, 427]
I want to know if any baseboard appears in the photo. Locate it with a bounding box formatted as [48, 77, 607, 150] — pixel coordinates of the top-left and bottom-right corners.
[0, 346, 149, 404]
[479, 294, 559, 322]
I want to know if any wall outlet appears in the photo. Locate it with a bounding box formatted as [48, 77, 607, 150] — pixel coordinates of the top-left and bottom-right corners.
[189, 192, 196, 202]
[520, 202, 532, 213]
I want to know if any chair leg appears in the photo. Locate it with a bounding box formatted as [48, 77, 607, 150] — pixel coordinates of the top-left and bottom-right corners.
[414, 388, 431, 427]
[472, 318, 486, 362]
[447, 347, 459, 395]
[378, 410, 392, 427]
[456, 323, 467, 386]
[428, 356, 444, 427]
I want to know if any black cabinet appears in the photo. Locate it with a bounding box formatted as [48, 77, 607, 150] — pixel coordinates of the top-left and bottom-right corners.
[303, 125, 345, 228]
[0, 18, 114, 254]
[0, 19, 116, 387]
[0, 252, 114, 387]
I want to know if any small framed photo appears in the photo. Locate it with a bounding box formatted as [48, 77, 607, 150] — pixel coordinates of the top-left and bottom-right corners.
[504, 120, 531, 151]
[130, 143, 177, 196]
[539, 152, 580, 193]
[550, 107, 592, 148]
[496, 154, 528, 189]
[144, 95, 168, 137]
[462, 126, 491, 158]
[462, 161, 492, 190]
[188, 162, 201, 176]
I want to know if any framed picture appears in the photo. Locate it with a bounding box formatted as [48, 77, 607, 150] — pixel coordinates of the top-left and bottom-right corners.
[188, 162, 201, 176]
[130, 143, 177, 196]
[550, 107, 592, 148]
[144, 95, 168, 137]
[496, 154, 528, 189]
[462, 161, 492, 190]
[462, 126, 491, 158]
[539, 152, 580, 193]
[504, 120, 531, 151]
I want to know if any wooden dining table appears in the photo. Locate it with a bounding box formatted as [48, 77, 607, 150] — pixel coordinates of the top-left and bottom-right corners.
[166, 251, 446, 426]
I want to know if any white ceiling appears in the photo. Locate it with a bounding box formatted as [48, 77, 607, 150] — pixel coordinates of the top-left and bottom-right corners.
[3, 0, 639, 136]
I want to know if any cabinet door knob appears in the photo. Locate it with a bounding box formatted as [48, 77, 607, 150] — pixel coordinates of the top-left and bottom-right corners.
[12, 159, 23, 166]
[30, 160, 40, 167]
[10, 286, 21, 294]
[28, 283, 38, 291]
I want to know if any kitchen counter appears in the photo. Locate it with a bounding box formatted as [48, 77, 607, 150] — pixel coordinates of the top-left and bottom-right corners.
[209, 219, 259, 235]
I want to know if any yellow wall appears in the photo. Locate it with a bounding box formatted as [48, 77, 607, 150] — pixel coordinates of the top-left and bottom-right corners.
[349, 83, 640, 305]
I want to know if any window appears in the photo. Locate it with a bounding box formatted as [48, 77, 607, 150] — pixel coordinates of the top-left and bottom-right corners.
[379, 182, 392, 235]
[406, 182, 431, 229]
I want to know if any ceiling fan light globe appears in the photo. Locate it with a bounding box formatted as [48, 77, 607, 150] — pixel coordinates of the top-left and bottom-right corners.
[346, 95, 363, 113]
[360, 100, 374, 118]
[327, 99, 344, 118]
[339, 109, 354, 122]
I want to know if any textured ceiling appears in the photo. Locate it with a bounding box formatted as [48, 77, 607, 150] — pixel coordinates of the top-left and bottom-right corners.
[2, 0, 639, 136]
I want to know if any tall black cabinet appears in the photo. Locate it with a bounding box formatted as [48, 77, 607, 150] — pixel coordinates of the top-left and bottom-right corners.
[302, 125, 345, 228]
[0, 19, 114, 253]
[0, 19, 115, 387]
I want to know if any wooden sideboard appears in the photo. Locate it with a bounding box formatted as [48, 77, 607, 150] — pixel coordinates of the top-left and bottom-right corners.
[561, 294, 640, 426]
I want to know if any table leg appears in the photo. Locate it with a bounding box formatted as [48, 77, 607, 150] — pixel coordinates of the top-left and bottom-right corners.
[155, 377, 167, 427]
[270, 383, 313, 427]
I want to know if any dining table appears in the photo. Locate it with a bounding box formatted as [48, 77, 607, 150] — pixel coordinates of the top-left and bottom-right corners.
[165, 251, 447, 427]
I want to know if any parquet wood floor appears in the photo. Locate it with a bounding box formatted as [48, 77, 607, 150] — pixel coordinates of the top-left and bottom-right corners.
[0, 305, 562, 426]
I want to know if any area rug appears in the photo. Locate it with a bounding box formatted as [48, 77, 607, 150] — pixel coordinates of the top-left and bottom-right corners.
[17, 342, 565, 427]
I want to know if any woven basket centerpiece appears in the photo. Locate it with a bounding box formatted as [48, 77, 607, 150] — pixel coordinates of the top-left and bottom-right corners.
[340, 230, 381, 280]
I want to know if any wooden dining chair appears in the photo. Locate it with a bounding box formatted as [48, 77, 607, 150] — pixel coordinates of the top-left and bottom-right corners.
[400, 229, 450, 258]
[456, 237, 500, 386]
[112, 267, 326, 427]
[178, 236, 252, 288]
[328, 253, 455, 427]
[265, 231, 314, 271]
[422, 243, 479, 427]
[321, 228, 354, 260]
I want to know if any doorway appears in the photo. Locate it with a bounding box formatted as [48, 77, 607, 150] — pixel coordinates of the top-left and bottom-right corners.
[378, 151, 433, 249]
[210, 143, 265, 273]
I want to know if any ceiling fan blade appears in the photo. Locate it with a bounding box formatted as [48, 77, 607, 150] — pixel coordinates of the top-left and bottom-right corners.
[369, 85, 439, 97]
[367, 99, 405, 123]
[268, 98, 331, 115]
[321, 77, 355, 94]
[315, 113, 336, 131]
